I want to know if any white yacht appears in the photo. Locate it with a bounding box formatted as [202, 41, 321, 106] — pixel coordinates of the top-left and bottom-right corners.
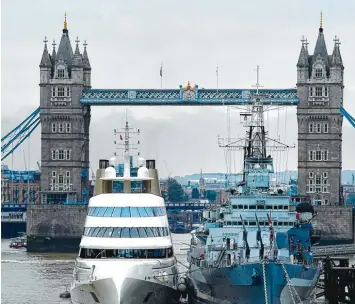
[70, 123, 181, 304]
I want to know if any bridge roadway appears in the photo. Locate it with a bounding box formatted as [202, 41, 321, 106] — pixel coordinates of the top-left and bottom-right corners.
[312, 244, 355, 258]
[80, 88, 299, 106]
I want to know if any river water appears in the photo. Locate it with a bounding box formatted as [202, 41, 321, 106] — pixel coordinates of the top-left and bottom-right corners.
[1, 234, 191, 304]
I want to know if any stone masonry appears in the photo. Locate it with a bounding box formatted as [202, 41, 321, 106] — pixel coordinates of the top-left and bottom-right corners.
[39, 18, 91, 204]
[296, 22, 344, 206]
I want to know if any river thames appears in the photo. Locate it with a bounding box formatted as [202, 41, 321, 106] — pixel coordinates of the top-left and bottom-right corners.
[1, 234, 191, 304]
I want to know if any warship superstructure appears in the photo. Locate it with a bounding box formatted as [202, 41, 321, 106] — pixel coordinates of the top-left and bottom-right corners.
[186, 69, 321, 303]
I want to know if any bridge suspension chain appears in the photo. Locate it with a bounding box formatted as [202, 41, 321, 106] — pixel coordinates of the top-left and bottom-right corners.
[262, 260, 268, 304]
[281, 262, 303, 304]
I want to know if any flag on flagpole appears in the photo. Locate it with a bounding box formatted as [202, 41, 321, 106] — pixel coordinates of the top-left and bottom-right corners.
[120, 134, 123, 140]
[160, 63, 163, 77]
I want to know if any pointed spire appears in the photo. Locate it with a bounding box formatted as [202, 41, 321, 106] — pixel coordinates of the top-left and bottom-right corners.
[331, 35, 343, 66]
[40, 36, 52, 67]
[57, 18, 73, 66]
[311, 13, 329, 66]
[82, 40, 91, 69]
[63, 13, 68, 32]
[72, 36, 83, 67]
[297, 36, 309, 67]
[51, 39, 57, 62]
[320, 11, 323, 32]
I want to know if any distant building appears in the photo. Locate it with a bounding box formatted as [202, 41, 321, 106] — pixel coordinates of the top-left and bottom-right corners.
[1, 165, 40, 204]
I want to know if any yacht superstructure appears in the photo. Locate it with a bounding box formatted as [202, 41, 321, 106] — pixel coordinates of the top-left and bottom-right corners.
[70, 122, 181, 304]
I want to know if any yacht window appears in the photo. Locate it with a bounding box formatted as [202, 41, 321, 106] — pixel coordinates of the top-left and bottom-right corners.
[273, 221, 278, 226]
[278, 205, 283, 210]
[238, 205, 243, 209]
[278, 222, 283, 227]
[238, 221, 243, 226]
[121, 207, 131, 217]
[138, 207, 148, 217]
[97, 228, 107, 237]
[138, 227, 148, 237]
[145, 208, 154, 217]
[249, 205, 256, 210]
[121, 228, 130, 237]
[232, 205, 238, 209]
[283, 206, 288, 210]
[91, 227, 100, 237]
[152, 207, 159, 216]
[227, 221, 232, 225]
[243, 205, 248, 209]
[104, 207, 114, 217]
[249, 221, 256, 226]
[257, 205, 264, 210]
[289, 222, 294, 226]
[92, 207, 100, 216]
[266, 205, 272, 210]
[157, 227, 163, 236]
[112, 207, 122, 217]
[232, 221, 238, 226]
[83, 227, 90, 235]
[112, 227, 122, 238]
[146, 227, 154, 237]
[97, 208, 106, 216]
[130, 227, 139, 237]
[130, 207, 140, 217]
[104, 227, 114, 237]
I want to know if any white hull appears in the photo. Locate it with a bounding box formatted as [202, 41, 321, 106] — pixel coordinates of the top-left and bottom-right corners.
[71, 276, 180, 304]
[70, 258, 181, 304]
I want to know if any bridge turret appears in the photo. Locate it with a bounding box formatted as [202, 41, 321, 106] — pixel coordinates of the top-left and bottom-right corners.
[82, 40, 91, 88]
[39, 37, 52, 84]
[296, 37, 309, 83]
[71, 38, 84, 83]
[297, 13, 344, 206]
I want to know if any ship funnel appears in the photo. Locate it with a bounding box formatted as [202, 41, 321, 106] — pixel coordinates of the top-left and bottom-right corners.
[146, 159, 161, 196]
[95, 159, 110, 195]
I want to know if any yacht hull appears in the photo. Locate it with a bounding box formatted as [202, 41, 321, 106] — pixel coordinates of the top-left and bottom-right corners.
[188, 262, 320, 304]
[71, 277, 181, 304]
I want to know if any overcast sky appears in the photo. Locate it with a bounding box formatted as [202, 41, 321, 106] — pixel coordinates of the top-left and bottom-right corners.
[1, 0, 355, 178]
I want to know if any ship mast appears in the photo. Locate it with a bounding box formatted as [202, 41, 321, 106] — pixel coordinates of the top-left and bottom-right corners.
[114, 114, 140, 192]
[218, 66, 293, 190]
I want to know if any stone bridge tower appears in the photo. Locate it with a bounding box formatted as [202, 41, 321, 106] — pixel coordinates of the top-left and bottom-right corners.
[39, 15, 91, 204]
[297, 15, 344, 205]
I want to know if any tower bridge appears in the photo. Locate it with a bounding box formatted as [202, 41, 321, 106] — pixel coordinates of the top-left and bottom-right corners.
[1, 15, 355, 252]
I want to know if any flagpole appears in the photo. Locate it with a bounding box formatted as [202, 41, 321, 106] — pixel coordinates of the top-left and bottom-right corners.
[160, 63, 163, 90]
[216, 65, 219, 93]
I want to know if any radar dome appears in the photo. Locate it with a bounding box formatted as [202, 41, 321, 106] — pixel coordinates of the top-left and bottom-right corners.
[138, 166, 149, 179]
[105, 167, 116, 179]
[137, 157, 145, 168]
[109, 157, 116, 167]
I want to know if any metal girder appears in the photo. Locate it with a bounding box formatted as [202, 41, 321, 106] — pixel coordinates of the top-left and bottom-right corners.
[341, 106, 355, 129]
[1, 107, 41, 161]
[80, 88, 299, 106]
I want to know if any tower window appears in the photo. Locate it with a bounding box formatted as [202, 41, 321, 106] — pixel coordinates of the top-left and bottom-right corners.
[51, 150, 56, 160]
[323, 123, 328, 133]
[66, 171, 70, 178]
[315, 68, 323, 78]
[322, 151, 328, 161]
[51, 87, 56, 97]
[57, 69, 65, 78]
[58, 150, 64, 160]
[65, 87, 70, 97]
[315, 176, 321, 185]
[66, 123, 71, 133]
[309, 151, 313, 161]
[309, 87, 314, 97]
[58, 123, 64, 133]
[323, 172, 328, 179]
[315, 87, 322, 97]
[309, 172, 314, 178]
[316, 123, 321, 133]
[58, 174, 64, 184]
[324, 87, 328, 97]
[51, 123, 56, 133]
[309, 123, 313, 133]
[52, 171, 56, 177]
[66, 150, 71, 160]
[58, 87, 65, 97]
[315, 151, 322, 161]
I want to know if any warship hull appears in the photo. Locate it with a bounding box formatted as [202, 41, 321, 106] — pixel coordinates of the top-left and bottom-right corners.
[188, 262, 320, 304]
